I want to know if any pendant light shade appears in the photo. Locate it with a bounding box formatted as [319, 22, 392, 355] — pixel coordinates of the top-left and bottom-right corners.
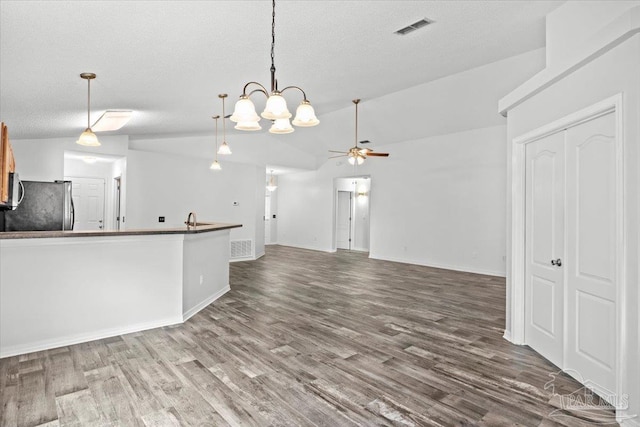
[235, 121, 262, 131]
[231, 0, 318, 133]
[269, 118, 294, 134]
[217, 94, 232, 155]
[210, 160, 221, 170]
[218, 141, 232, 155]
[77, 73, 101, 147]
[292, 101, 319, 127]
[230, 96, 260, 123]
[262, 93, 291, 120]
[77, 128, 101, 147]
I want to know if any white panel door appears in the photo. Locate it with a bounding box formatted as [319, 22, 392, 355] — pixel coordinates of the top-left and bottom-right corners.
[525, 131, 565, 368]
[70, 177, 105, 231]
[337, 191, 352, 250]
[565, 111, 617, 397]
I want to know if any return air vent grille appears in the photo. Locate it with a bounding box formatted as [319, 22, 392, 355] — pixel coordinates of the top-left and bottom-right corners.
[230, 239, 253, 259]
[395, 18, 433, 35]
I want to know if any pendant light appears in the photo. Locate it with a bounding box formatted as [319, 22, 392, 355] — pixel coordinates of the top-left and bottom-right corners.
[76, 73, 101, 147]
[217, 94, 232, 155]
[210, 115, 222, 170]
[266, 170, 277, 192]
[230, 0, 319, 133]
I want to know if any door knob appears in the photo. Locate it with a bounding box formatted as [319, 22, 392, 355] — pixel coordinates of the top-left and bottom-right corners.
[551, 258, 562, 267]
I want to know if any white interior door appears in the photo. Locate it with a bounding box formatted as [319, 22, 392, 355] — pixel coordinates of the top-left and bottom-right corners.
[336, 191, 352, 250]
[525, 131, 565, 368]
[565, 111, 617, 396]
[70, 177, 105, 231]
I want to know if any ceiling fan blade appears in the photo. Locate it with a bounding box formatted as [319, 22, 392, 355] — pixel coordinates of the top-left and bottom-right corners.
[329, 155, 347, 159]
[328, 150, 348, 154]
[365, 152, 389, 157]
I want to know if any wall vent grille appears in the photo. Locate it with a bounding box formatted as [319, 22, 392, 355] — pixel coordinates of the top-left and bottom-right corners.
[230, 240, 253, 259]
[394, 18, 433, 35]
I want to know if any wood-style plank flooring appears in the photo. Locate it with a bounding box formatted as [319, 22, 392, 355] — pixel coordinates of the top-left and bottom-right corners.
[1, 245, 616, 426]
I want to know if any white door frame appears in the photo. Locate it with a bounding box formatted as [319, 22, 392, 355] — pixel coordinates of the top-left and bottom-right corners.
[508, 93, 626, 409]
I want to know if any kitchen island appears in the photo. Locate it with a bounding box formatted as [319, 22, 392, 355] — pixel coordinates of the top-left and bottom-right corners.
[0, 222, 241, 358]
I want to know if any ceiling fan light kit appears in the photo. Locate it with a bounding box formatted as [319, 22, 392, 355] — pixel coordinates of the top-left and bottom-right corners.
[230, 0, 319, 132]
[76, 72, 101, 147]
[329, 99, 389, 165]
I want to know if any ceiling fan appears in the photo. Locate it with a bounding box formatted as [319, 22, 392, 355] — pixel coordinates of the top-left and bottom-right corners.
[329, 99, 389, 165]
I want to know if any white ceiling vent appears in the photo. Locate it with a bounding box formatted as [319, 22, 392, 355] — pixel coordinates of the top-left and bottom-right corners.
[394, 18, 433, 36]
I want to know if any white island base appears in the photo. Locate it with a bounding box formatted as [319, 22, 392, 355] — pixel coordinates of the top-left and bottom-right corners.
[0, 224, 239, 358]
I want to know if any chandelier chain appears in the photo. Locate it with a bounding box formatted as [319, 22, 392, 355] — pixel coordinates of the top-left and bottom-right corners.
[270, 0, 276, 89]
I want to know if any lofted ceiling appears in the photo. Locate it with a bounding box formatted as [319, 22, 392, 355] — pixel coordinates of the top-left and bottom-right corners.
[0, 0, 561, 149]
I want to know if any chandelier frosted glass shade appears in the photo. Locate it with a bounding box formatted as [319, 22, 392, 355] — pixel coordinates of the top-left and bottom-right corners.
[77, 128, 101, 147]
[269, 118, 294, 134]
[292, 101, 319, 127]
[230, 97, 260, 123]
[261, 93, 291, 120]
[218, 141, 232, 155]
[235, 121, 262, 131]
[210, 160, 222, 170]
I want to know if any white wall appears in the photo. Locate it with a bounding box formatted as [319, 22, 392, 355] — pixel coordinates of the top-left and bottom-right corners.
[11, 135, 128, 181]
[125, 149, 263, 256]
[545, 1, 640, 67]
[279, 125, 507, 276]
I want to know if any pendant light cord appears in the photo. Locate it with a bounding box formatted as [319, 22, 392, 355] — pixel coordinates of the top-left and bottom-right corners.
[222, 97, 226, 143]
[87, 78, 91, 129]
[215, 117, 219, 160]
[270, 0, 276, 92]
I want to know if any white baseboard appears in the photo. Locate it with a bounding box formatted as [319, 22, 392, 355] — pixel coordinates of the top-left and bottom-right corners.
[276, 243, 336, 253]
[0, 316, 182, 359]
[368, 253, 506, 278]
[182, 285, 230, 322]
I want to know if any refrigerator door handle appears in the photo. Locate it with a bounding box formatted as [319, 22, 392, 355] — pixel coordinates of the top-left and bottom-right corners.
[70, 197, 75, 230]
[17, 180, 25, 205]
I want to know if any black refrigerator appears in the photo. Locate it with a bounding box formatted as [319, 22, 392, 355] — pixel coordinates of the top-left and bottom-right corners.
[3, 180, 74, 231]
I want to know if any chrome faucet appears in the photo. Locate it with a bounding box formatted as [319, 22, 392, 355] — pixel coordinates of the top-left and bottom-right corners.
[185, 212, 197, 229]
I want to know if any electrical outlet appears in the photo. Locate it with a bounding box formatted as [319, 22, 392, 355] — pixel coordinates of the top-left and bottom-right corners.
[159, 216, 165, 223]
[199, 274, 204, 285]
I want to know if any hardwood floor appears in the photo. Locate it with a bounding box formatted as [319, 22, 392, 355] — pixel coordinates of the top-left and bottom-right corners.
[1, 245, 616, 426]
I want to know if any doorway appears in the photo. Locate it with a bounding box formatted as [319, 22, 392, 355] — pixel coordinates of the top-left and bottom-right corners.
[114, 176, 122, 231]
[334, 176, 370, 252]
[513, 96, 624, 406]
[69, 177, 105, 231]
[336, 191, 352, 250]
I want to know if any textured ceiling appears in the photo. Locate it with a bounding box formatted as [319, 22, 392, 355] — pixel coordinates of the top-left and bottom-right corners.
[0, 0, 561, 141]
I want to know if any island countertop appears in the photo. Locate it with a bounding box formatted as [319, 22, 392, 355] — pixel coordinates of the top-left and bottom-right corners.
[0, 221, 242, 240]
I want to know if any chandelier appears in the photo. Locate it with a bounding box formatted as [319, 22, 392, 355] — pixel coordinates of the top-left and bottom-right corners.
[230, 0, 319, 133]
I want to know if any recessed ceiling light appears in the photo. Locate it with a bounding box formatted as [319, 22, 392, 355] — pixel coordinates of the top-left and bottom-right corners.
[92, 110, 133, 132]
[82, 156, 98, 164]
[394, 18, 433, 36]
